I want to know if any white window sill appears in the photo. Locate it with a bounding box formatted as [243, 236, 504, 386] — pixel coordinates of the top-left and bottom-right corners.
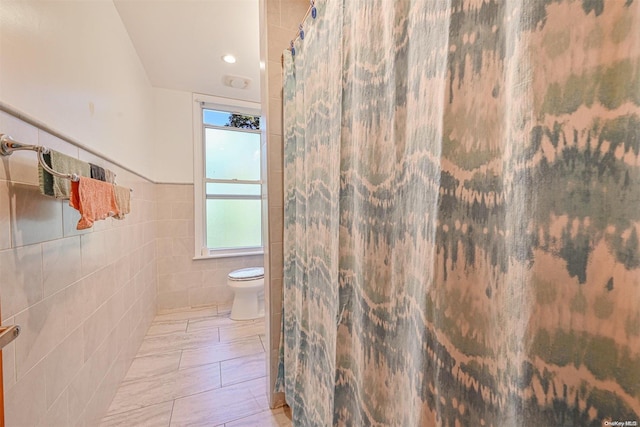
[193, 250, 264, 260]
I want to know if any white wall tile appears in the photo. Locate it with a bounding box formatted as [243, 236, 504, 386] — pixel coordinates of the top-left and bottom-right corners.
[0, 180, 11, 250]
[80, 231, 106, 277]
[83, 265, 117, 318]
[156, 238, 173, 257]
[157, 290, 189, 311]
[269, 311, 282, 352]
[280, 0, 309, 30]
[0, 111, 40, 185]
[43, 236, 82, 297]
[156, 255, 190, 276]
[10, 182, 64, 247]
[269, 242, 283, 280]
[172, 237, 194, 257]
[83, 290, 120, 362]
[44, 326, 83, 407]
[68, 322, 118, 424]
[4, 358, 47, 427]
[64, 276, 92, 327]
[0, 243, 43, 321]
[79, 341, 127, 427]
[270, 277, 283, 317]
[14, 290, 68, 380]
[2, 112, 158, 426]
[268, 98, 283, 136]
[171, 201, 194, 220]
[113, 254, 132, 288]
[188, 286, 219, 307]
[268, 206, 284, 244]
[156, 219, 189, 238]
[39, 388, 69, 427]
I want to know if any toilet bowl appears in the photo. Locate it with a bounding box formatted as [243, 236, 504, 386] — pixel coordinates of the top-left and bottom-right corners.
[227, 267, 265, 320]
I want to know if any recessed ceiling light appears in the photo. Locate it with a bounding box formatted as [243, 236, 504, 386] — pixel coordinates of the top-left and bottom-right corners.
[222, 54, 236, 64]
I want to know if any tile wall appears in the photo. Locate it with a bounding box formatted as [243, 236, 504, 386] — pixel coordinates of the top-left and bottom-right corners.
[0, 1, 298, 420]
[262, 0, 309, 409]
[154, 183, 263, 312]
[0, 110, 157, 426]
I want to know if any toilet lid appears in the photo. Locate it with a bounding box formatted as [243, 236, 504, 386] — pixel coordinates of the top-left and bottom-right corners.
[228, 267, 264, 281]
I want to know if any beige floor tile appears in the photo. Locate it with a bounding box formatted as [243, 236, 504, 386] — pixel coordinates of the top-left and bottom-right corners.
[225, 407, 292, 427]
[122, 351, 182, 383]
[170, 377, 267, 427]
[105, 307, 272, 427]
[219, 321, 265, 343]
[106, 362, 221, 416]
[100, 401, 173, 427]
[137, 327, 220, 357]
[221, 352, 266, 386]
[179, 336, 264, 370]
[154, 306, 218, 323]
[187, 315, 260, 332]
[146, 320, 188, 336]
[216, 302, 233, 315]
[259, 334, 267, 351]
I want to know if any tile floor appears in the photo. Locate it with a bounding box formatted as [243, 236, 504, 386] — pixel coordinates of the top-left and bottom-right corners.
[100, 304, 292, 427]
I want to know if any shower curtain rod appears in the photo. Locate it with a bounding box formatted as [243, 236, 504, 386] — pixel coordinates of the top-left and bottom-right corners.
[289, 0, 316, 51]
[0, 133, 131, 191]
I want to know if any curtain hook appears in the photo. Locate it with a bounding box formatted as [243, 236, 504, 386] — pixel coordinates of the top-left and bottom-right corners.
[299, 24, 305, 40]
[311, 0, 317, 19]
[290, 40, 296, 56]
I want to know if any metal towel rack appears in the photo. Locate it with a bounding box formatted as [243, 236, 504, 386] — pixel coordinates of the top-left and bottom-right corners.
[1, 133, 81, 181]
[1, 133, 131, 193]
[0, 325, 20, 350]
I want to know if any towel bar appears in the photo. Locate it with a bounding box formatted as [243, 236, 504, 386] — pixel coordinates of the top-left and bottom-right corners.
[0, 325, 20, 350]
[1, 133, 131, 192]
[1, 134, 80, 181]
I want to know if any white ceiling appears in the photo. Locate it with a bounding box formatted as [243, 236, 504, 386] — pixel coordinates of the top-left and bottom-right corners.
[113, 0, 261, 103]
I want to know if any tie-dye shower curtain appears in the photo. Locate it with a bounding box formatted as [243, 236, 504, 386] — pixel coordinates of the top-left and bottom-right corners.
[278, 0, 640, 425]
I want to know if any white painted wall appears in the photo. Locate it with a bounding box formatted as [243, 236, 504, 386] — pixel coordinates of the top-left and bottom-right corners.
[153, 88, 194, 183]
[0, 0, 155, 179]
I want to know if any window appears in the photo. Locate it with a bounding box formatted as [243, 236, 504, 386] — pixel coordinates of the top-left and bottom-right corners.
[193, 95, 263, 258]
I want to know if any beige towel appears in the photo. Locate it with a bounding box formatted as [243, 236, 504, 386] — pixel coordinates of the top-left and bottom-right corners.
[113, 185, 131, 219]
[105, 169, 116, 184]
[49, 151, 91, 199]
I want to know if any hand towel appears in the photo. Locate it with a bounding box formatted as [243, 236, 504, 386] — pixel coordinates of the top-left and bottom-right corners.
[38, 152, 55, 197]
[113, 185, 131, 219]
[69, 176, 120, 230]
[105, 169, 116, 184]
[38, 150, 90, 198]
[90, 163, 106, 181]
[50, 151, 91, 199]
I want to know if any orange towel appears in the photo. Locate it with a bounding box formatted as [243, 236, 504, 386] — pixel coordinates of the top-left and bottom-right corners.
[69, 176, 120, 230]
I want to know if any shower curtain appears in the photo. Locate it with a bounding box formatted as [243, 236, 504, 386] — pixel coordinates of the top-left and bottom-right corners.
[278, 0, 640, 425]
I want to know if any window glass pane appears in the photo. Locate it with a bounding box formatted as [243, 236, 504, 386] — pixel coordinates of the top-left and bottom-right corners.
[205, 128, 260, 180]
[203, 109, 231, 126]
[206, 199, 262, 249]
[206, 183, 261, 196]
[203, 109, 260, 129]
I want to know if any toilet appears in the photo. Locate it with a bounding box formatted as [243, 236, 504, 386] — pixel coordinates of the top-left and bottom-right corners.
[227, 267, 265, 320]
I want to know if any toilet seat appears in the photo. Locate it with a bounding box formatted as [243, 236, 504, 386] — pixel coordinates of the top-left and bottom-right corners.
[228, 267, 264, 281]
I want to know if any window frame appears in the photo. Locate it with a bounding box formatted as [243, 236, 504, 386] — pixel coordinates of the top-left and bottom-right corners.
[193, 94, 263, 259]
